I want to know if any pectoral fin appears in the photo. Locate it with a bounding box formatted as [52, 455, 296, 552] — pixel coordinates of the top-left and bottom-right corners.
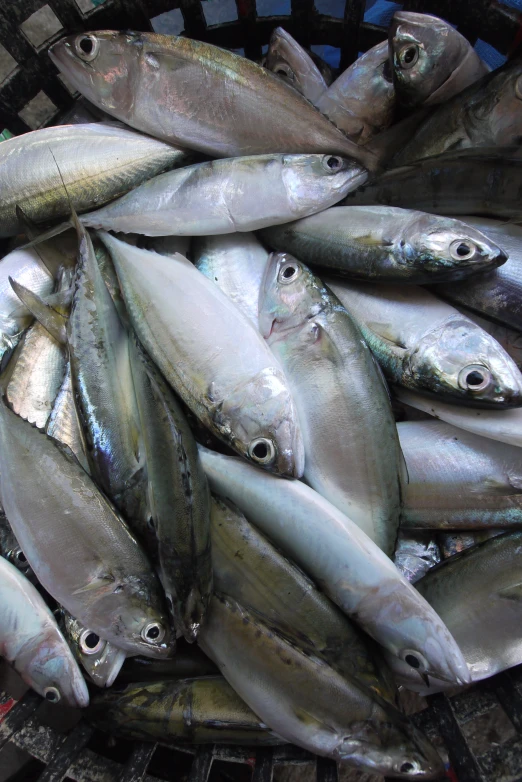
[9, 278, 67, 345]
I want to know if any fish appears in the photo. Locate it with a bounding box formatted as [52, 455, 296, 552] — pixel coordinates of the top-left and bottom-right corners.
[210, 495, 395, 702]
[460, 309, 522, 372]
[100, 234, 304, 478]
[199, 446, 471, 686]
[141, 235, 192, 260]
[389, 11, 488, 108]
[46, 361, 90, 473]
[88, 677, 285, 745]
[327, 279, 522, 407]
[393, 59, 522, 166]
[193, 233, 270, 325]
[395, 386, 522, 449]
[48, 32, 378, 169]
[259, 252, 401, 554]
[0, 123, 190, 237]
[198, 594, 443, 777]
[315, 42, 396, 142]
[38, 154, 367, 238]
[388, 531, 522, 695]
[343, 147, 522, 220]
[118, 648, 218, 683]
[430, 217, 522, 332]
[265, 27, 328, 105]
[129, 339, 212, 643]
[0, 397, 171, 658]
[260, 206, 507, 283]
[0, 555, 89, 707]
[399, 419, 522, 529]
[60, 610, 126, 688]
[393, 531, 441, 583]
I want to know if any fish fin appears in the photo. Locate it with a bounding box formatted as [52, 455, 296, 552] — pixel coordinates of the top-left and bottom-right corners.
[292, 706, 337, 734]
[15, 205, 75, 275]
[497, 582, 522, 601]
[15, 205, 42, 240]
[72, 574, 115, 596]
[366, 321, 407, 349]
[8, 278, 67, 345]
[20, 219, 73, 250]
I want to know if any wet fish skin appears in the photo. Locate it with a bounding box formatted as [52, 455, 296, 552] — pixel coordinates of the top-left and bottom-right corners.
[265, 27, 328, 105]
[48, 32, 377, 169]
[193, 233, 269, 325]
[0, 398, 171, 658]
[459, 309, 522, 373]
[328, 279, 522, 408]
[0, 556, 89, 707]
[199, 594, 443, 778]
[61, 610, 126, 688]
[260, 252, 401, 554]
[390, 11, 487, 108]
[315, 42, 395, 142]
[260, 206, 507, 283]
[118, 648, 218, 683]
[101, 234, 304, 479]
[200, 447, 471, 687]
[78, 154, 368, 236]
[0, 123, 189, 237]
[400, 420, 522, 529]
[88, 677, 284, 746]
[129, 339, 212, 643]
[393, 531, 441, 583]
[46, 361, 90, 473]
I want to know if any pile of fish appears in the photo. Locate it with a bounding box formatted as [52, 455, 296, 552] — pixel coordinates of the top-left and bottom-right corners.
[2, 10, 522, 779]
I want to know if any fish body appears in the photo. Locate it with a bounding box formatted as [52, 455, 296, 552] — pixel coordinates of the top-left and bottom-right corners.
[46, 361, 90, 472]
[393, 531, 440, 583]
[0, 555, 88, 707]
[118, 649, 218, 683]
[260, 206, 507, 283]
[61, 610, 126, 688]
[265, 27, 328, 104]
[0, 123, 189, 237]
[101, 234, 304, 478]
[327, 279, 522, 408]
[48, 32, 377, 169]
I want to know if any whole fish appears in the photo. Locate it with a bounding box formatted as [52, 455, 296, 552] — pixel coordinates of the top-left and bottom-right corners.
[393, 531, 441, 583]
[45, 154, 366, 237]
[129, 339, 212, 643]
[260, 206, 507, 283]
[101, 234, 304, 478]
[260, 252, 401, 554]
[327, 279, 522, 407]
[199, 594, 443, 777]
[399, 420, 522, 529]
[393, 59, 522, 166]
[315, 42, 396, 142]
[344, 147, 522, 220]
[211, 496, 395, 702]
[88, 677, 284, 746]
[118, 649, 218, 683]
[0, 556, 89, 707]
[388, 532, 522, 695]
[389, 11, 487, 108]
[0, 123, 189, 237]
[48, 32, 377, 169]
[431, 217, 522, 332]
[61, 610, 126, 688]
[193, 233, 269, 325]
[0, 398, 171, 658]
[395, 387, 522, 449]
[265, 27, 328, 105]
[46, 361, 90, 473]
[200, 447, 470, 687]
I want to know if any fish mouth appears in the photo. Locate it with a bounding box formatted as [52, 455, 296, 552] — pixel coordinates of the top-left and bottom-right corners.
[102, 648, 127, 688]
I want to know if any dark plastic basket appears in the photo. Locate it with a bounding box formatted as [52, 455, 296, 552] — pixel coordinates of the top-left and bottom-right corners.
[2, 1, 522, 780]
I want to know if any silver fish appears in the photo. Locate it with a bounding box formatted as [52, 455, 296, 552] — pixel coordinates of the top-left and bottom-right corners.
[260, 206, 507, 283]
[327, 279, 522, 407]
[199, 446, 470, 686]
[265, 27, 328, 104]
[61, 610, 126, 688]
[455, 306, 522, 372]
[101, 234, 304, 478]
[0, 555, 89, 707]
[142, 235, 192, 260]
[393, 531, 441, 583]
[48, 32, 378, 169]
[46, 361, 90, 472]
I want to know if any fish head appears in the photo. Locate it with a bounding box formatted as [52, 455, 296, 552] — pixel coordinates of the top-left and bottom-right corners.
[265, 27, 301, 88]
[390, 12, 468, 107]
[471, 61, 522, 147]
[64, 613, 126, 688]
[259, 251, 327, 338]
[410, 315, 522, 407]
[404, 213, 508, 277]
[281, 155, 368, 215]
[49, 31, 139, 114]
[212, 366, 305, 478]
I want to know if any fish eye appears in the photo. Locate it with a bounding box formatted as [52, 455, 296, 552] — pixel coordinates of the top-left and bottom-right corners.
[79, 629, 106, 656]
[322, 155, 344, 173]
[459, 365, 492, 392]
[274, 64, 295, 81]
[43, 686, 61, 703]
[15, 549, 27, 565]
[141, 622, 165, 644]
[397, 760, 421, 775]
[397, 43, 419, 69]
[400, 649, 428, 673]
[278, 261, 301, 284]
[248, 437, 276, 465]
[516, 75, 522, 100]
[74, 34, 100, 62]
[450, 239, 476, 261]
